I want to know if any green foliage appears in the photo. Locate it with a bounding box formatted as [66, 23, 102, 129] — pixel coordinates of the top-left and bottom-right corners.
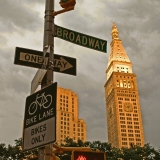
[0, 137, 160, 160]
[0, 138, 38, 160]
[0, 138, 24, 160]
[0, 143, 7, 159]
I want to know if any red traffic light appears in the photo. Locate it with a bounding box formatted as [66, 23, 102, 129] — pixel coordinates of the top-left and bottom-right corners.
[72, 151, 106, 160]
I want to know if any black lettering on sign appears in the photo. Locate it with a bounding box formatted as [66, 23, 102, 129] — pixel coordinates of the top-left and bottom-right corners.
[31, 55, 36, 63]
[38, 56, 43, 63]
[25, 54, 30, 61]
[26, 115, 37, 126]
[31, 124, 46, 135]
[31, 134, 46, 144]
[38, 108, 54, 120]
[57, 60, 62, 67]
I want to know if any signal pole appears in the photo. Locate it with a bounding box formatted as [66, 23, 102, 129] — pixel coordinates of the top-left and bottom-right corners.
[39, 0, 54, 160]
[41, 0, 54, 88]
[38, 0, 76, 159]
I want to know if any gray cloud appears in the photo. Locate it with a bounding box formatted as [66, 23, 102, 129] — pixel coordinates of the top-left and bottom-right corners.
[0, 0, 42, 33]
[1, 0, 160, 149]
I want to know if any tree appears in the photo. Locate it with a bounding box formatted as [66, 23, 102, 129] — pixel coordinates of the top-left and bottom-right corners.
[110, 143, 160, 160]
[1, 138, 160, 160]
[0, 138, 38, 160]
[0, 143, 7, 159]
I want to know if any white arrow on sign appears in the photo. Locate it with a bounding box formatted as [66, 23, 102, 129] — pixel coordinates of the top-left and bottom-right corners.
[54, 57, 73, 71]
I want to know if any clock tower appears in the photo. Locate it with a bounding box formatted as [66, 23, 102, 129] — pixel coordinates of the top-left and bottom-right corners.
[104, 23, 145, 148]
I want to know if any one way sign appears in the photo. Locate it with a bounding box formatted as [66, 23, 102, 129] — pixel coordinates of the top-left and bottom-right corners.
[54, 56, 73, 72]
[14, 47, 76, 76]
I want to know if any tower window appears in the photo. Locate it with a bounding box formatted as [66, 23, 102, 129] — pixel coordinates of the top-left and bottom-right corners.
[121, 133, 127, 136]
[135, 134, 140, 137]
[121, 125, 126, 128]
[120, 121, 125, 124]
[129, 138, 134, 141]
[121, 129, 126, 132]
[134, 126, 140, 129]
[128, 134, 134, 137]
[122, 142, 127, 145]
[128, 126, 133, 129]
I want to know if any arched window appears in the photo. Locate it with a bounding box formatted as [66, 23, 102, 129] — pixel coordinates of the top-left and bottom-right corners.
[116, 80, 120, 87]
[120, 80, 123, 87]
[131, 80, 134, 88]
[124, 80, 127, 88]
[128, 81, 131, 88]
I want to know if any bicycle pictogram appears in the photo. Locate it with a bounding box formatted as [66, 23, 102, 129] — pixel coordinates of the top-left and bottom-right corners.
[28, 92, 52, 115]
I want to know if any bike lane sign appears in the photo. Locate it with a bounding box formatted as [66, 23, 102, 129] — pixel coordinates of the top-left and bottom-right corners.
[23, 82, 57, 151]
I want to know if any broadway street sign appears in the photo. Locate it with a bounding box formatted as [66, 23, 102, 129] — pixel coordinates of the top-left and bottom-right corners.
[23, 82, 57, 151]
[55, 25, 107, 53]
[14, 47, 76, 76]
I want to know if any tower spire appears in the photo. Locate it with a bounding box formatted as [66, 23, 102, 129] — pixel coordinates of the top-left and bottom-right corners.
[107, 22, 131, 71]
[111, 22, 119, 39]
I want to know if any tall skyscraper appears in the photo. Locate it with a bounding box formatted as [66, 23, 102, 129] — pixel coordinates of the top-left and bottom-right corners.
[104, 23, 145, 148]
[56, 87, 86, 144]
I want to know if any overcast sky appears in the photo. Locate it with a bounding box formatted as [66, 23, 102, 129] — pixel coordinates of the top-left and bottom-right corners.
[0, 0, 160, 149]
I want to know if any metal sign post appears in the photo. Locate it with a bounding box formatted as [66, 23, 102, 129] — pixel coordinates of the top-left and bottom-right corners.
[39, 0, 54, 159]
[42, 0, 54, 88]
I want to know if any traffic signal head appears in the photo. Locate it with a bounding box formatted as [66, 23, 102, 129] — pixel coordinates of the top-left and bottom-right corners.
[59, 0, 76, 9]
[72, 151, 106, 160]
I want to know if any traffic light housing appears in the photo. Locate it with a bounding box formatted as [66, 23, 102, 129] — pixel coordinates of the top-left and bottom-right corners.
[59, 0, 76, 9]
[72, 150, 106, 160]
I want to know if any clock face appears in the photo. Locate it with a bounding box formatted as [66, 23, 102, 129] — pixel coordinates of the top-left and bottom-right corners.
[61, 0, 68, 2]
[124, 103, 133, 112]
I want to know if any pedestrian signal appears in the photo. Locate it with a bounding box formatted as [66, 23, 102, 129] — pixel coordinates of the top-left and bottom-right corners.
[72, 150, 106, 160]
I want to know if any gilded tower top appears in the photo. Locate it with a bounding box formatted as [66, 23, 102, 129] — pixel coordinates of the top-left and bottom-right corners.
[106, 23, 132, 79]
[111, 22, 119, 39]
